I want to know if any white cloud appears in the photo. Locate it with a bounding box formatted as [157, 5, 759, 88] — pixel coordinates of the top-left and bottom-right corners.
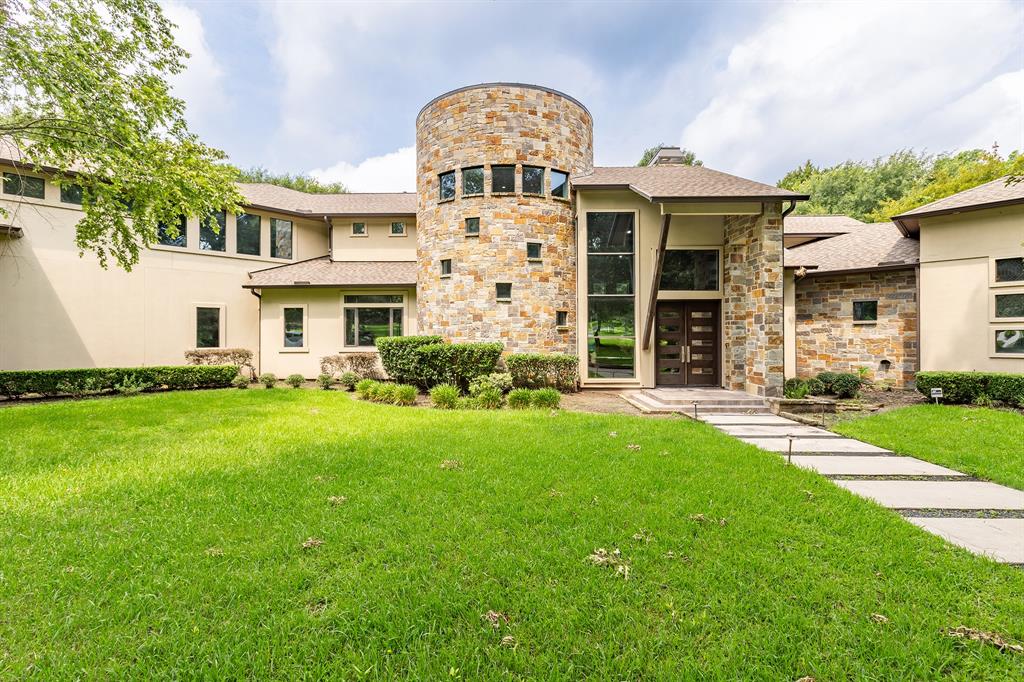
[680, 1, 1024, 181]
[162, 1, 226, 124]
[311, 146, 416, 193]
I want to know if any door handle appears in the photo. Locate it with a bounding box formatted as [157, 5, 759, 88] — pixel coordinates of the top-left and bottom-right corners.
[685, 346, 691, 364]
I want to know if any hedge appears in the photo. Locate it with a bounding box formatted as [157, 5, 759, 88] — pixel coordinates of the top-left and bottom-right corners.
[0, 365, 239, 398]
[375, 335, 444, 385]
[505, 353, 579, 392]
[915, 371, 1024, 407]
[414, 342, 504, 390]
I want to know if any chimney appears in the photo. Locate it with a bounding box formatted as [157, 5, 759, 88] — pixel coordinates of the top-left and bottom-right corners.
[647, 146, 686, 166]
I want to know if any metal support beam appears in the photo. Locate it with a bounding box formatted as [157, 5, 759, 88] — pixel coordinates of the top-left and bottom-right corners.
[641, 213, 671, 351]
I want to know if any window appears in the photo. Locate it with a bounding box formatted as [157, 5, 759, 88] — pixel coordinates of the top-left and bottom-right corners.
[283, 307, 305, 348]
[462, 166, 484, 196]
[993, 328, 1024, 355]
[522, 166, 544, 195]
[271, 218, 293, 259]
[659, 250, 719, 291]
[586, 212, 635, 378]
[550, 169, 569, 199]
[527, 241, 542, 261]
[390, 221, 406, 236]
[2, 172, 45, 199]
[995, 292, 1024, 319]
[496, 283, 512, 301]
[853, 300, 878, 322]
[60, 184, 83, 205]
[157, 216, 187, 248]
[465, 217, 480, 236]
[343, 295, 404, 347]
[995, 257, 1024, 283]
[439, 171, 455, 201]
[440, 258, 452, 277]
[236, 213, 261, 256]
[492, 165, 515, 193]
[199, 210, 226, 251]
[196, 307, 221, 348]
[352, 222, 366, 236]
[556, 310, 569, 328]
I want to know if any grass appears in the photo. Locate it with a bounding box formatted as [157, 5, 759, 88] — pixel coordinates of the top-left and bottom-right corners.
[0, 390, 1022, 679]
[835, 405, 1024, 489]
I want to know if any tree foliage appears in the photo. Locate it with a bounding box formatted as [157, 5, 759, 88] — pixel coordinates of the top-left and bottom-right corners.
[637, 145, 702, 167]
[0, 0, 243, 270]
[234, 166, 346, 194]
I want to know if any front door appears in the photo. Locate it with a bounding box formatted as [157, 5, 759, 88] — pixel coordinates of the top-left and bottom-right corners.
[655, 300, 720, 386]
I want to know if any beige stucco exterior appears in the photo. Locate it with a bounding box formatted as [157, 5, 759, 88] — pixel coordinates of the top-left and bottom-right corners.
[783, 269, 797, 377]
[918, 204, 1024, 373]
[330, 218, 417, 261]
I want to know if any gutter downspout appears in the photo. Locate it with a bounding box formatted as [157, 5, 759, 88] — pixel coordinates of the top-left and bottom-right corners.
[914, 262, 921, 384]
[781, 200, 797, 219]
[324, 216, 333, 259]
[249, 288, 262, 378]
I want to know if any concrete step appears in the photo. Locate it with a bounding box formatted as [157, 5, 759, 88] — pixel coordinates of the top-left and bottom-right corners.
[621, 392, 771, 415]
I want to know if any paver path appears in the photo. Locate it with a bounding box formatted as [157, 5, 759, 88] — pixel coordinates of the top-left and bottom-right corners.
[698, 412, 1024, 565]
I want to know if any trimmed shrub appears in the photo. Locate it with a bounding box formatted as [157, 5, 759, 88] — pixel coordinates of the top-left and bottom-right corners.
[185, 348, 254, 377]
[456, 396, 478, 410]
[339, 371, 359, 391]
[469, 372, 513, 397]
[916, 371, 1024, 407]
[392, 384, 418, 406]
[259, 373, 278, 389]
[286, 374, 304, 389]
[505, 353, 578, 392]
[376, 336, 444, 384]
[415, 342, 503, 390]
[531, 387, 561, 409]
[816, 372, 839, 394]
[231, 374, 250, 389]
[804, 377, 826, 396]
[506, 388, 533, 409]
[430, 383, 460, 409]
[355, 379, 376, 399]
[0, 365, 239, 399]
[831, 373, 861, 399]
[320, 353, 384, 380]
[371, 382, 398, 404]
[316, 373, 334, 390]
[475, 387, 503, 410]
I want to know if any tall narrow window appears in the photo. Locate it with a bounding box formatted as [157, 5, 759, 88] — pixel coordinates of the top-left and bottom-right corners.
[60, 184, 83, 205]
[440, 258, 452, 277]
[283, 307, 305, 348]
[465, 217, 480, 236]
[439, 171, 455, 200]
[391, 221, 406, 236]
[200, 210, 226, 251]
[550, 169, 569, 199]
[522, 166, 544, 195]
[2, 172, 45, 199]
[586, 212, 635, 378]
[236, 213, 261, 255]
[462, 166, 484, 196]
[270, 218, 293, 259]
[196, 307, 221, 348]
[492, 165, 515, 193]
[157, 216, 187, 248]
[556, 310, 569, 328]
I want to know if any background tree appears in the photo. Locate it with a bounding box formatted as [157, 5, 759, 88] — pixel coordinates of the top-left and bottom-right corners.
[0, 0, 243, 270]
[235, 166, 347, 194]
[637, 145, 702, 167]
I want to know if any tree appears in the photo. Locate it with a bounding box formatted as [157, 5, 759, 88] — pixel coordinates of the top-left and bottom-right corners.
[637, 145, 702, 167]
[0, 0, 243, 270]
[235, 166, 347, 194]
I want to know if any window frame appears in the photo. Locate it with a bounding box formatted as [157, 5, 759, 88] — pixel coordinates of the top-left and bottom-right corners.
[584, 210, 637, 381]
[522, 166, 545, 196]
[657, 247, 722, 293]
[281, 304, 308, 352]
[59, 183, 83, 205]
[852, 299, 879, 324]
[194, 303, 226, 349]
[491, 164, 516, 194]
[556, 310, 569, 329]
[439, 171, 456, 201]
[461, 166, 484, 197]
[156, 216, 188, 248]
[465, 217, 480, 237]
[235, 212, 262, 256]
[495, 282, 512, 302]
[341, 292, 406, 349]
[390, 221, 407, 237]
[991, 254, 1024, 288]
[351, 222, 367, 237]
[440, 258, 452, 278]
[550, 169, 569, 200]
[990, 325, 1024, 358]
[526, 241, 543, 262]
[270, 217, 293, 259]
[2, 172, 45, 199]
[991, 288, 1024, 323]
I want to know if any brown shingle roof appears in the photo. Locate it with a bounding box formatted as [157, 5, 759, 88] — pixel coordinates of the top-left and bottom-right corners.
[891, 176, 1024, 235]
[571, 166, 808, 202]
[783, 214, 865, 235]
[244, 257, 417, 288]
[238, 184, 416, 217]
[785, 223, 918, 274]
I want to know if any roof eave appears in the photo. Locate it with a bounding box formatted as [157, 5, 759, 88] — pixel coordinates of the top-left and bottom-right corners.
[243, 282, 415, 289]
[891, 197, 1024, 234]
[647, 194, 810, 203]
[799, 262, 918, 277]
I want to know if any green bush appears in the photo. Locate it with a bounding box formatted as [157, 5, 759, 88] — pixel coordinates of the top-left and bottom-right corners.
[231, 374, 250, 389]
[0, 365, 239, 399]
[505, 353, 578, 392]
[372, 383, 398, 404]
[415, 342, 503, 390]
[317, 373, 334, 390]
[355, 379, 376, 399]
[375, 336, 444, 385]
[429, 383, 460, 409]
[259, 373, 277, 389]
[816, 372, 838, 394]
[286, 374, 304, 389]
[115, 374, 152, 396]
[805, 377, 826, 396]
[339, 371, 359, 391]
[831, 373, 861, 399]
[392, 384, 418, 406]
[916, 371, 1024, 407]
[469, 372, 513, 397]
[531, 387, 561, 409]
[784, 378, 809, 399]
[474, 387, 503, 410]
[506, 388, 533, 409]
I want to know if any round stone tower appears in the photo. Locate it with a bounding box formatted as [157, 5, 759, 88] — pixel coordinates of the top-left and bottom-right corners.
[415, 83, 594, 353]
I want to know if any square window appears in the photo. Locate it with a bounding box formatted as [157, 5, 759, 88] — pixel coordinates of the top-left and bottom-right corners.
[556, 310, 569, 327]
[995, 257, 1024, 283]
[995, 292, 1024, 318]
[522, 166, 544, 195]
[60, 184, 83, 204]
[199, 210, 226, 252]
[391, 221, 406, 236]
[853, 300, 878, 322]
[157, 216, 187, 248]
[659, 250, 719, 291]
[283, 307, 304, 348]
[492, 165, 515, 193]
[196, 307, 221, 348]
[2, 172, 45, 199]
[550, 169, 569, 199]
[496, 282, 512, 301]
[352, 222, 366, 236]
[465, 217, 480, 236]
[271, 218, 293, 259]
[994, 328, 1024, 354]
[344, 306, 403, 347]
[440, 258, 452, 276]
[236, 213, 261, 255]
[462, 166, 484, 196]
[439, 171, 455, 201]
[527, 242, 542, 260]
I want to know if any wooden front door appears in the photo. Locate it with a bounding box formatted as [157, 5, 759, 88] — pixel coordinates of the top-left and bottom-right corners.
[655, 300, 721, 386]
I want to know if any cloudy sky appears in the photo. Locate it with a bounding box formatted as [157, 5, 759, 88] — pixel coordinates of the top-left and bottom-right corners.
[164, 0, 1023, 192]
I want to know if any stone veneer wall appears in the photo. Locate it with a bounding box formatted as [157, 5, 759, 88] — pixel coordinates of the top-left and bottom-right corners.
[722, 204, 785, 397]
[415, 84, 593, 352]
[794, 268, 918, 386]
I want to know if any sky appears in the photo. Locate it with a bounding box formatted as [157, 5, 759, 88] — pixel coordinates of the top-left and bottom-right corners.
[164, 0, 1024, 193]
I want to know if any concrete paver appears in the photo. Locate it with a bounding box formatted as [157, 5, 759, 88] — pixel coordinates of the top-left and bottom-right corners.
[699, 415, 796, 426]
[834, 480, 1024, 510]
[718, 424, 838, 438]
[740, 437, 891, 453]
[906, 517, 1024, 563]
[789, 455, 965, 477]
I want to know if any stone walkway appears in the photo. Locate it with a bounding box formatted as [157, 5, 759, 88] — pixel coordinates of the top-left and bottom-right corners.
[698, 413, 1024, 565]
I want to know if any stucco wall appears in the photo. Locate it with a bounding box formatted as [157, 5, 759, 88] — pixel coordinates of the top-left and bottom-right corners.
[330, 218, 417, 262]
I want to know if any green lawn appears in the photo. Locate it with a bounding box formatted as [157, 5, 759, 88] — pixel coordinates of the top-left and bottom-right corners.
[1, 391, 1023, 679]
[835, 405, 1024, 489]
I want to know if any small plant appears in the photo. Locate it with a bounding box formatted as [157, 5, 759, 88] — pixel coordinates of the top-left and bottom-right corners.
[857, 367, 872, 384]
[115, 374, 151, 396]
[469, 372, 513, 397]
[372, 382, 398, 404]
[392, 384, 418, 406]
[355, 379, 376, 399]
[316, 373, 334, 390]
[532, 387, 561, 409]
[286, 374, 304, 389]
[259, 373, 277, 389]
[457, 396, 478, 410]
[339, 371, 359, 391]
[784, 378, 809, 399]
[231, 374, 250, 389]
[430, 383, 460, 409]
[475, 387, 503, 409]
[831, 373, 861, 399]
[973, 393, 993, 407]
[506, 388, 533, 409]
